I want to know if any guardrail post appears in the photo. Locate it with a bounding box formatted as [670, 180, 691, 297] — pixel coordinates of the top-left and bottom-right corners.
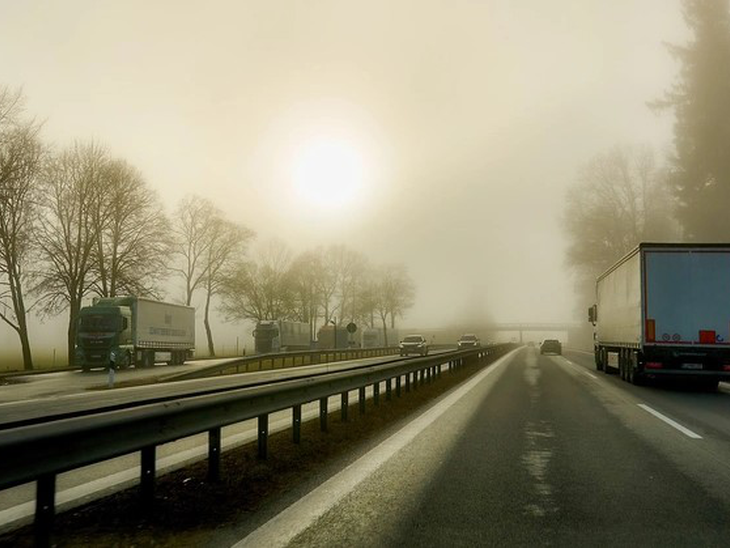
[320, 397, 328, 432]
[386, 378, 392, 400]
[34, 473, 55, 547]
[208, 427, 221, 482]
[396, 375, 402, 397]
[293, 405, 302, 444]
[405, 372, 411, 392]
[359, 386, 366, 414]
[258, 414, 269, 459]
[140, 445, 156, 504]
[437, 364, 442, 378]
[341, 391, 349, 422]
[373, 382, 380, 405]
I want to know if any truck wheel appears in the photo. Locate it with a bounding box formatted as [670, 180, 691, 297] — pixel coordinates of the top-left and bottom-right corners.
[603, 349, 611, 375]
[595, 349, 604, 371]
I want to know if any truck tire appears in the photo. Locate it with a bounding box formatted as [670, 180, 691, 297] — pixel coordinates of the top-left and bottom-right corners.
[142, 350, 155, 368]
[603, 349, 611, 375]
[595, 348, 604, 371]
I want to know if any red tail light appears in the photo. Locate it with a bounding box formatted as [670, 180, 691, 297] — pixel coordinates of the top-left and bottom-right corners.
[723, 365, 730, 372]
[645, 362, 663, 369]
[700, 330, 716, 344]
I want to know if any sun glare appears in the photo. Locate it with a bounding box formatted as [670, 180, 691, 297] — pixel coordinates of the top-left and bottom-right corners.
[292, 139, 365, 209]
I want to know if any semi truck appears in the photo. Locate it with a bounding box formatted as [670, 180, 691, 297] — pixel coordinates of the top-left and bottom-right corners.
[361, 327, 399, 348]
[75, 297, 195, 372]
[589, 243, 730, 388]
[317, 324, 351, 349]
[253, 320, 311, 353]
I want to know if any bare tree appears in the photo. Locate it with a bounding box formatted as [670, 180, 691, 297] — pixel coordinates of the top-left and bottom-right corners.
[219, 240, 293, 324]
[201, 217, 253, 356]
[0, 87, 43, 370]
[89, 159, 171, 299]
[286, 249, 325, 340]
[375, 264, 416, 345]
[171, 195, 217, 305]
[563, 145, 677, 278]
[34, 142, 107, 365]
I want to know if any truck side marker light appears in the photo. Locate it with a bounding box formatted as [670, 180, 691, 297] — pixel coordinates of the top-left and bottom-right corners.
[646, 319, 656, 342]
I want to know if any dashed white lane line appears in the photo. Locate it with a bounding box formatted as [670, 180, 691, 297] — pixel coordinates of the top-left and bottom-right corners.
[232, 348, 520, 548]
[637, 404, 703, 439]
[583, 371, 598, 380]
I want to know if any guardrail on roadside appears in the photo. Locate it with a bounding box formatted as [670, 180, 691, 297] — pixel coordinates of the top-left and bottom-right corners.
[0, 343, 514, 544]
[162, 346, 402, 381]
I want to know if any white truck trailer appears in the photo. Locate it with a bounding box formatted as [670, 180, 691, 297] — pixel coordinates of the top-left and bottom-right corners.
[76, 297, 195, 371]
[589, 243, 730, 388]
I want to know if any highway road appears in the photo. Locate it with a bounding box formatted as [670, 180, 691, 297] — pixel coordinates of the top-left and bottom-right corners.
[0, 357, 241, 403]
[230, 346, 730, 547]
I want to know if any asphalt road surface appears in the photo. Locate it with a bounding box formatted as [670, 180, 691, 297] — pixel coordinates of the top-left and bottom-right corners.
[234, 346, 730, 547]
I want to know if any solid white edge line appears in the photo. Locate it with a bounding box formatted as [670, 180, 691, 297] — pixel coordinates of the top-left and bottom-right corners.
[637, 404, 703, 439]
[232, 348, 520, 548]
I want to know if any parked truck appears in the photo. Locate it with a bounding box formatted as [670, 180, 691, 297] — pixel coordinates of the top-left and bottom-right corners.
[75, 297, 195, 372]
[253, 320, 311, 353]
[589, 243, 730, 388]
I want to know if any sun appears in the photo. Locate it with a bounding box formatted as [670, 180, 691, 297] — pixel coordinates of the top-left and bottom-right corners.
[291, 139, 365, 209]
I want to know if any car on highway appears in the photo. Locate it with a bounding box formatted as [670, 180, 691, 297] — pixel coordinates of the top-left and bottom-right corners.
[540, 339, 562, 355]
[400, 335, 429, 356]
[457, 334, 481, 349]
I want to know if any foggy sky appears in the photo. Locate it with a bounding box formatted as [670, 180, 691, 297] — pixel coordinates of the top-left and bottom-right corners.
[0, 0, 687, 357]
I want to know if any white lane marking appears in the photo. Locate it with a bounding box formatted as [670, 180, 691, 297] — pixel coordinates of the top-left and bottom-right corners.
[232, 348, 519, 548]
[561, 358, 597, 380]
[637, 404, 703, 439]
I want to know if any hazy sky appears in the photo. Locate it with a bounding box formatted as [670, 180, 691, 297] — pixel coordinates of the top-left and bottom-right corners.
[0, 0, 687, 355]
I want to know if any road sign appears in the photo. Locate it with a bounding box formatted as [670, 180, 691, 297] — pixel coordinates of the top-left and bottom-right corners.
[346, 322, 357, 334]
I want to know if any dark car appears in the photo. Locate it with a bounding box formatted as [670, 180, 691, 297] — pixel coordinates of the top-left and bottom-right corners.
[400, 334, 429, 356]
[540, 339, 562, 355]
[457, 333, 481, 349]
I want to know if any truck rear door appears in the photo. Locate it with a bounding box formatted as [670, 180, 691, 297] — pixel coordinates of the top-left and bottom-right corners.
[644, 249, 730, 346]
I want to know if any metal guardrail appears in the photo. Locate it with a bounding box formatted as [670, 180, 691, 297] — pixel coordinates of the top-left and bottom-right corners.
[161, 346, 402, 381]
[0, 343, 513, 544]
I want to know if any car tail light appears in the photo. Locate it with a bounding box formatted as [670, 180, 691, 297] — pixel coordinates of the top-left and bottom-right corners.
[645, 362, 663, 369]
[723, 365, 730, 372]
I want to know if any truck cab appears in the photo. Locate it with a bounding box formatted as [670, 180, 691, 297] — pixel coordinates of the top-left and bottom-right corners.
[76, 304, 133, 372]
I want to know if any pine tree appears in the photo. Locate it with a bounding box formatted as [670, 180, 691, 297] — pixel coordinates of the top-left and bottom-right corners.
[655, 0, 730, 240]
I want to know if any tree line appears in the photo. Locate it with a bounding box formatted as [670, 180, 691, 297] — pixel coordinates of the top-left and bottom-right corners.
[0, 87, 415, 370]
[563, 0, 730, 315]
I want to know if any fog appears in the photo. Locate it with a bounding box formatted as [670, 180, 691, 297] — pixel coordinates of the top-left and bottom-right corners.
[0, 1, 687, 363]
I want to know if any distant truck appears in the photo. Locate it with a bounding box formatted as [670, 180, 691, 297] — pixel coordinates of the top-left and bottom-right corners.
[589, 243, 730, 388]
[75, 297, 195, 372]
[317, 324, 351, 349]
[253, 320, 310, 353]
[361, 327, 399, 348]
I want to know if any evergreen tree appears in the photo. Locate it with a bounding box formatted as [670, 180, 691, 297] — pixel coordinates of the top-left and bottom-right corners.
[654, 0, 730, 240]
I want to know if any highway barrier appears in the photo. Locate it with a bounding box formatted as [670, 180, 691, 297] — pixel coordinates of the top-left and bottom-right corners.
[0, 344, 513, 545]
